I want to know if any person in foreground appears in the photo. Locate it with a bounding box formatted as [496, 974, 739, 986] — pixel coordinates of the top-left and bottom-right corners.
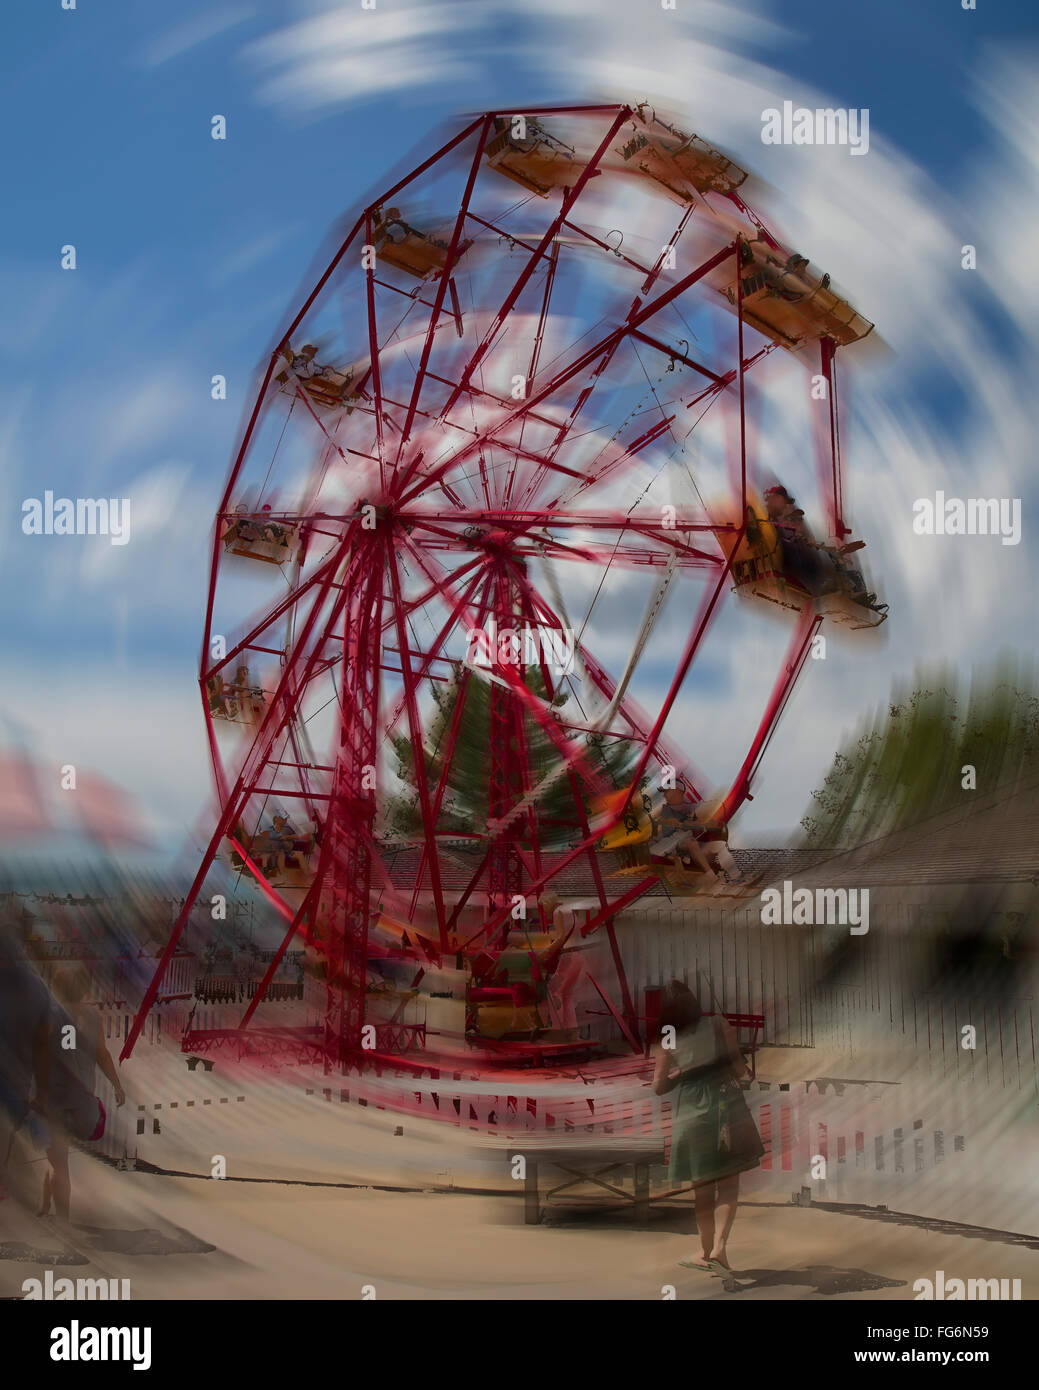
[38, 966, 125, 1223]
[651, 979, 764, 1273]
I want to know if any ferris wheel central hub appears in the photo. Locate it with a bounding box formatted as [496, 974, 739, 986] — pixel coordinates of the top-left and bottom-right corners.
[357, 497, 393, 524]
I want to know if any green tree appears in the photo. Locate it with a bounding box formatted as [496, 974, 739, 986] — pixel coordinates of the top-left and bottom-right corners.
[800, 656, 1039, 848]
[385, 665, 638, 847]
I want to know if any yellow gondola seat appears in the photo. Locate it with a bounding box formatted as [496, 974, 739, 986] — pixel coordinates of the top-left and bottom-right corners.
[615, 114, 748, 203]
[593, 785, 719, 883]
[593, 786, 654, 851]
[724, 498, 888, 625]
[222, 511, 299, 565]
[728, 503, 786, 590]
[469, 1001, 541, 1040]
[228, 826, 315, 884]
[723, 239, 873, 349]
[300, 365, 357, 411]
[276, 350, 358, 412]
[265, 829, 316, 886]
[372, 207, 471, 281]
[207, 675, 238, 722]
[484, 116, 581, 196]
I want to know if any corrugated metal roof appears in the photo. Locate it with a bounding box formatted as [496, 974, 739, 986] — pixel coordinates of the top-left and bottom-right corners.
[772, 779, 1039, 890]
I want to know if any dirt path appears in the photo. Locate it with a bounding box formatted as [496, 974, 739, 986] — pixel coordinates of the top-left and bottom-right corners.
[4, 1154, 1036, 1300]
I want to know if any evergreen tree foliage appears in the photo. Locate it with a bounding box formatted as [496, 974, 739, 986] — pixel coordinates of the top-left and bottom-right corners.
[385, 665, 638, 846]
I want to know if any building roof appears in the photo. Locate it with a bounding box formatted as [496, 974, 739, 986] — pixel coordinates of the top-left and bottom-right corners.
[376, 776, 1039, 904]
[768, 777, 1039, 891]
[375, 842, 834, 901]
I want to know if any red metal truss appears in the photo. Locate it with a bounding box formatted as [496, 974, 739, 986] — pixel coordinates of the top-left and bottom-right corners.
[321, 534, 385, 1064]
[123, 102, 874, 1075]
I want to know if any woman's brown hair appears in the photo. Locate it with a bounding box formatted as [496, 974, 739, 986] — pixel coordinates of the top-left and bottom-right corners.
[657, 978, 703, 1036]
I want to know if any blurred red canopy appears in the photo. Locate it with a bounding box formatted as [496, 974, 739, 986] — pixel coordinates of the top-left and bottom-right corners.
[0, 754, 49, 836]
[72, 771, 154, 849]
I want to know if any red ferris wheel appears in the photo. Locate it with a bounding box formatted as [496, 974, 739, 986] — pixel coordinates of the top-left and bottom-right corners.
[122, 102, 883, 1075]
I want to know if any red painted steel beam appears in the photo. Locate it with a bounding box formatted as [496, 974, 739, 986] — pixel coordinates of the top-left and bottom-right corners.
[488, 103, 628, 117]
[716, 606, 822, 825]
[496, 440, 594, 484]
[386, 542, 451, 947]
[394, 115, 494, 466]
[819, 337, 850, 539]
[513, 583, 640, 1040]
[276, 113, 486, 358]
[383, 549, 486, 736]
[735, 241, 748, 513]
[397, 241, 736, 508]
[364, 210, 386, 488]
[400, 508, 738, 534]
[394, 536, 608, 797]
[628, 329, 725, 384]
[610, 536, 742, 822]
[579, 877, 662, 938]
[428, 105, 633, 434]
[576, 645, 704, 796]
[558, 216, 655, 277]
[378, 554, 485, 636]
[406, 576, 492, 919]
[420, 370, 563, 434]
[641, 204, 696, 295]
[585, 970, 643, 1052]
[123, 529, 360, 1060]
[226, 837, 297, 923]
[203, 548, 343, 683]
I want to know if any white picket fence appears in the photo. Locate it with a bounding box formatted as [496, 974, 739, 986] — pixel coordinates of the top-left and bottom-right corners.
[298, 1065, 989, 1220]
[73, 1010, 1020, 1234]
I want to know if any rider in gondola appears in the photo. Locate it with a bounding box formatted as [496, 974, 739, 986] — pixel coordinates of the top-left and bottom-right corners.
[655, 788, 718, 879]
[764, 485, 826, 595]
[765, 484, 887, 618]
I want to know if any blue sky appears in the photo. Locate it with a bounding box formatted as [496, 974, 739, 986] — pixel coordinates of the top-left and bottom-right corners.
[2, 0, 1037, 857]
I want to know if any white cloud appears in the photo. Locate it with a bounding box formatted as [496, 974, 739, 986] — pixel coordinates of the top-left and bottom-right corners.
[140, 5, 256, 68]
[967, 48, 1039, 334]
[12, 660, 210, 845]
[77, 461, 199, 587]
[243, 4, 489, 112]
[210, 228, 300, 284]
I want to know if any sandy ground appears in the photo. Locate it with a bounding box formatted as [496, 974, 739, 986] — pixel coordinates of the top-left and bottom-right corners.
[3, 1108, 1037, 1301]
[4, 1029, 1036, 1301]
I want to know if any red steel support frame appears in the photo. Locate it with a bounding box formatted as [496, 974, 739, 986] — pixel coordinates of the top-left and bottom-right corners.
[322, 536, 384, 1064]
[124, 104, 870, 1075]
[426, 105, 633, 438]
[398, 240, 737, 508]
[122, 521, 358, 1061]
[818, 336, 849, 540]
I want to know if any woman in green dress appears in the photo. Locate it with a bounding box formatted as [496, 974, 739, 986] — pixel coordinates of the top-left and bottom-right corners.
[652, 979, 764, 1272]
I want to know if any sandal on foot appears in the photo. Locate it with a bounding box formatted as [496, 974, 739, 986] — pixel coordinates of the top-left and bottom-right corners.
[677, 1256, 714, 1271]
